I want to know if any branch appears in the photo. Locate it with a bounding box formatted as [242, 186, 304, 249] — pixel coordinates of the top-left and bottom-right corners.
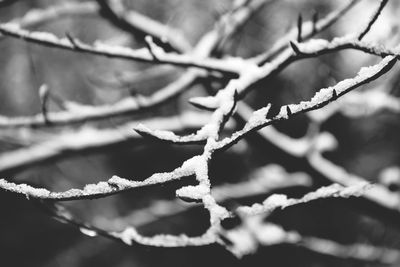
[252, 0, 362, 64]
[0, 71, 199, 128]
[6, 2, 98, 29]
[0, 23, 241, 75]
[235, 102, 400, 214]
[223, 217, 400, 263]
[0, 0, 18, 8]
[358, 0, 389, 40]
[289, 36, 400, 59]
[308, 89, 400, 122]
[0, 160, 194, 201]
[0, 0, 265, 129]
[0, 112, 213, 174]
[213, 55, 396, 152]
[96, 0, 191, 53]
[102, 164, 312, 229]
[308, 151, 400, 213]
[236, 183, 371, 216]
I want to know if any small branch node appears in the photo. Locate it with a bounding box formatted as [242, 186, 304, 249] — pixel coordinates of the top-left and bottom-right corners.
[312, 11, 319, 34]
[297, 14, 303, 42]
[38, 84, 50, 124]
[144, 35, 160, 61]
[286, 105, 292, 116]
[65, 32, 83, 50]
[289, 41, 302, 55]
[332, 88, 338, 100]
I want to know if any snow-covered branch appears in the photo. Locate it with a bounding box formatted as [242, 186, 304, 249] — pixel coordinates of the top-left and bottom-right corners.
[0, 0, 399, 261]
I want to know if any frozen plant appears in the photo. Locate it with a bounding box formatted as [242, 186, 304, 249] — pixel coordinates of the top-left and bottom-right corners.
[0, 0, 399, 265]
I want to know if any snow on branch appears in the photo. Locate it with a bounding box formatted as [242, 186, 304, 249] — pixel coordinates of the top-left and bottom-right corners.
[96, 0, 191, 53]
[31, 170, 374, 256]
[214, 55, 396, 152]
[357, 0, 388, 40]
[308, 88, 400, 122]
[4, 2, 98, 30]
[236, 182, 371, 216]
[98, 164, 312, 230]
[134, 123, 208, 145]
[0, 23, 242, 75]
[0, 158, 195, 200]
[308, 151, 400, 213]
[0, 72, 199, 128]
[290, 35, 400, 59]
[0, 0, 265, 129]
[235, 102, 400, 215]
[0, 112, 214, 174]
[0, 0, 399, 260]
[253, 0, 361, 64]
[134, 88, 238, 145]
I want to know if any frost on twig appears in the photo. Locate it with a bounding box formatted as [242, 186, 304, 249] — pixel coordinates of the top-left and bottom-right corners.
[357, 0, 389, 40]
[0, 22, 241, 75]
[93, 164, 312, 231]
[236, 182, 371, 216]
[134, 123, 208, 144]
[253, 0, 361, 64]
[308, 88, 400, 122]
[237, 101, 400, 216]
[0, 0, 399, 262]
[96, 0, 192, 52]
[215, 55, 396, 152]
[0, 162, 193, 200]
[135, 88, 238, 144]
[28, 172, 372, 256]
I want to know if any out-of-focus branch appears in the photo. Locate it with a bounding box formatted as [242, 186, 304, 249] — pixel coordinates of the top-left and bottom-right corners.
[0, 72, 200, 128]
[0, 0, 398, 257]
[252, 0, 362, 64]
[33, 182, 372, 253]
[308, 88, 400, 122]
[1, 14, 396, 203]
[4, 2, 98, 30]
[0, 0, 18, 8]
[289, 36, 400, 59]
[0, 0, 268, 129]
[300, 236, 400, 264]
[1, 56, 394, 201]
[223, 217, 400, 263]
[235, 101, 400, 214]
[102, 164, 312, 229]
[308, 151, 400, 213]
[0, 111, 215, 174]
[96, 0, 191, 53]
[26, 33, 397, 130]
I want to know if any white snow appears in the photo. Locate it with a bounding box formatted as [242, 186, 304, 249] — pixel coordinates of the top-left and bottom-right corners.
[176, 184, 209, 200]
[379, 166, 400, 187]
[314, 132, 338, 152]
[297, 39, 330, 53]
[224, 228, 258, 257]
[237, 182, 371, 216]
[79, 227, 98, 237]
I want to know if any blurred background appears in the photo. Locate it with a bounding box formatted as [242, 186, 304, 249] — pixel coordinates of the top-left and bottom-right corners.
[0, 0, 399, 266]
